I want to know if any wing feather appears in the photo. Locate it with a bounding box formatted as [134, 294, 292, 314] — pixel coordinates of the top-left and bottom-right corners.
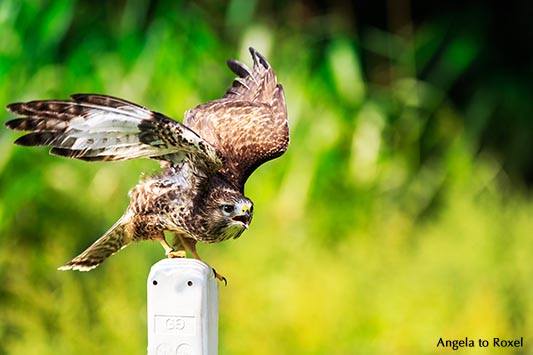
[5, 48, 287, 186]
[184, 47, 289, 188]
[5, 94, 223, 172]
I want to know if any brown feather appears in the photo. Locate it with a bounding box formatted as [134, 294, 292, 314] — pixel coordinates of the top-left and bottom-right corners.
[184, 47, 289, 188]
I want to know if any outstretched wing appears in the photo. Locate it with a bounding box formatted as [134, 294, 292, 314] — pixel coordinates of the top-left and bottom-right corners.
[184, 47, 289, 189]
[5, 94, 223, 172]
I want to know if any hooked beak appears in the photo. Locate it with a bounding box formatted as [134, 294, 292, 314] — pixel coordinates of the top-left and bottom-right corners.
[231, 206, 251, 228]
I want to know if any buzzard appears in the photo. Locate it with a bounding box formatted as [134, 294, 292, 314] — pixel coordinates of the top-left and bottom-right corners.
[5, 48, 288, 282]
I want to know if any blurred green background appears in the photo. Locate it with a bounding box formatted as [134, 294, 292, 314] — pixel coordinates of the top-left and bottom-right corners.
[1, 1, 532, 354]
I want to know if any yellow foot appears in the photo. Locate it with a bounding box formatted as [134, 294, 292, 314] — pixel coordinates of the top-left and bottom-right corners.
[167, 250, 186, 258]
[212, 268, 228, 286]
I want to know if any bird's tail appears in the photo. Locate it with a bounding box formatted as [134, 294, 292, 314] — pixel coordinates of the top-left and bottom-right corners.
[58, 217, 132, 271]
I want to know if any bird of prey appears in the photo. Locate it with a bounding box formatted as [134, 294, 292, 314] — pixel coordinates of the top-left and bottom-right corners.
[5, 48, 288, 282]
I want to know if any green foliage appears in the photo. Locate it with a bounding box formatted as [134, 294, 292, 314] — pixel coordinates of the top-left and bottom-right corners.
[1, 1, 532, 354]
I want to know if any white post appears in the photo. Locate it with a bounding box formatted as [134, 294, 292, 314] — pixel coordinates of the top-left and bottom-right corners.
[147, 258, 219, 355]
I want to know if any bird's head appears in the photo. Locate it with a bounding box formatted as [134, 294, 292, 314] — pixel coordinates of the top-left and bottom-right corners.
[220, 198, 253, 229]
[205, 191, 253, 241]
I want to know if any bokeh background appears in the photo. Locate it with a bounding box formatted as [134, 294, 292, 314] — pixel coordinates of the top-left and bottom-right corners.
[1, 1, 533, 354]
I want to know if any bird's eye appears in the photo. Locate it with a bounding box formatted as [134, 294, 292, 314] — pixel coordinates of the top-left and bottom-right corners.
[221, 205, 234, 214]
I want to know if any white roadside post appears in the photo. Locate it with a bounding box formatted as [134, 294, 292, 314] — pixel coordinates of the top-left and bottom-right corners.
[147, 258, 219, 355]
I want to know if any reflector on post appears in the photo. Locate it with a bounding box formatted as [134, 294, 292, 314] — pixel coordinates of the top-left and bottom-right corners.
[147, 258, 218, 355]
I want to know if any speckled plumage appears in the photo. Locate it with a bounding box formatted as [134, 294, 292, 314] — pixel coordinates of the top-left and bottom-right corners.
[5, 48, 288, 273]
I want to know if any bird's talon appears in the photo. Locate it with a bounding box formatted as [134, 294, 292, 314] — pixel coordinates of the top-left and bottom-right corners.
[212, 268, 228, 286]
[167, 250, 186, 258]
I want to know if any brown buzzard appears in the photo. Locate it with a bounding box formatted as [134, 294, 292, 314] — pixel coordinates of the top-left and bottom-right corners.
[5, 48, 288, 282]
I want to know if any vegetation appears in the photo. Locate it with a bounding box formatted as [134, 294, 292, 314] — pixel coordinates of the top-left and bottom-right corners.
[1, 1, 532, 354]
